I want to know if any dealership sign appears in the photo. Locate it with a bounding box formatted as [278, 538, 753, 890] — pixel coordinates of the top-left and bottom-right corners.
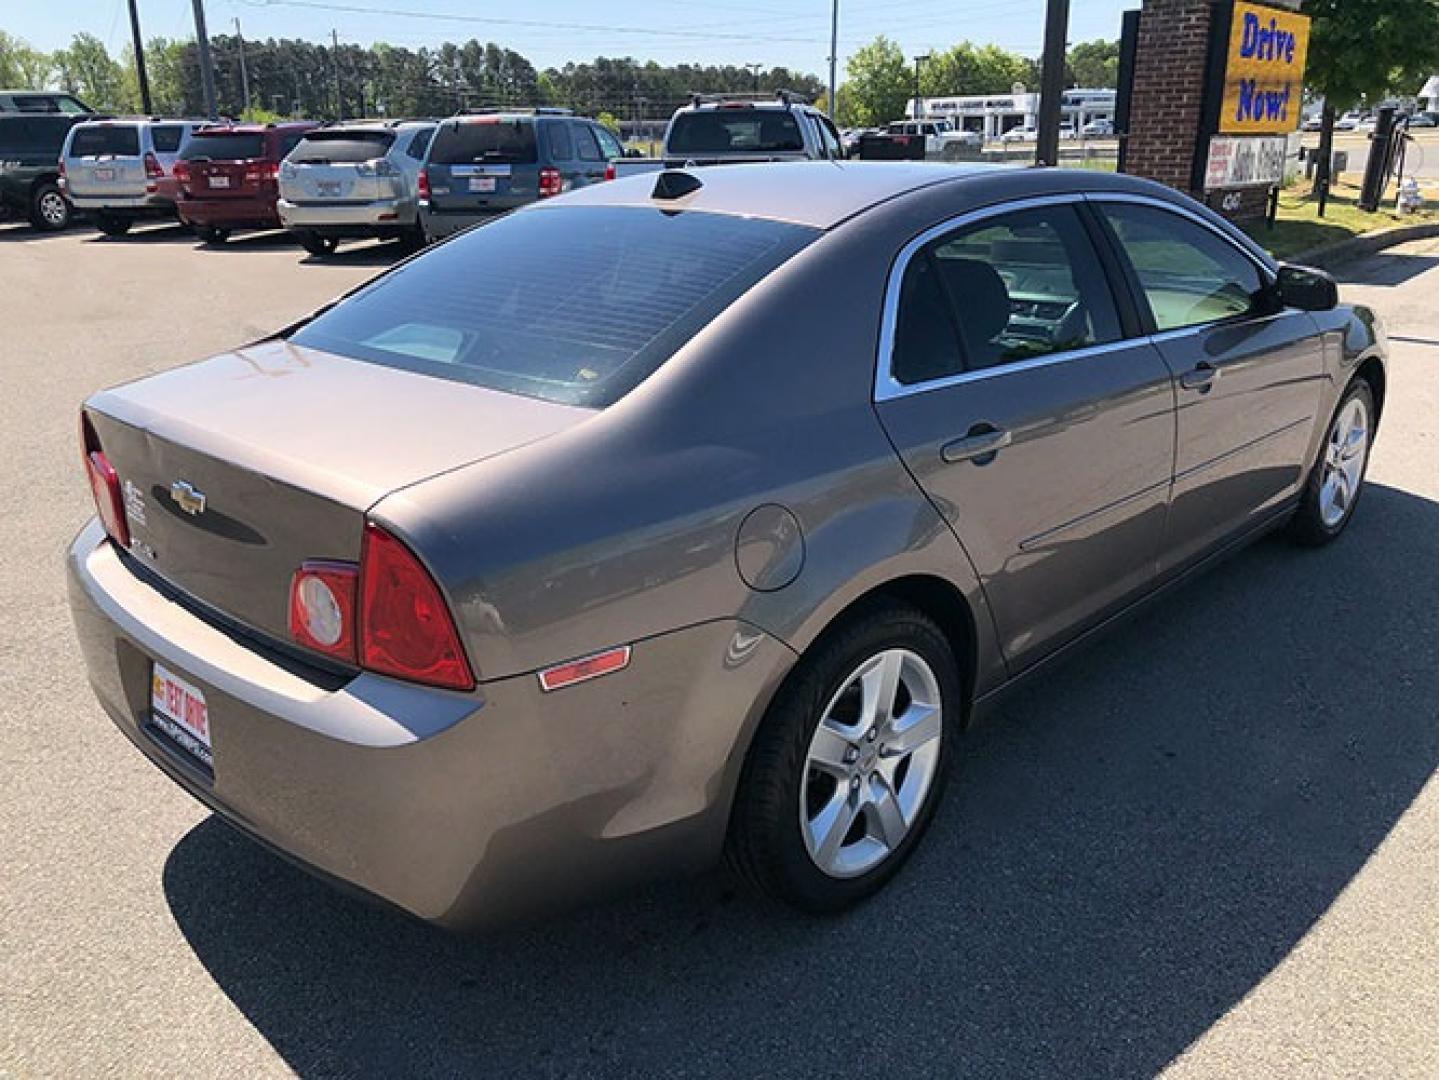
[1217, 1, 1311, 135]
[1204, 134, 1287, 191]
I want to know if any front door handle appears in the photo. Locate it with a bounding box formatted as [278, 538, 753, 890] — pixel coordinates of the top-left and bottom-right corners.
[1179, 361, 1221, 392]
[942, 424, 1012, 465]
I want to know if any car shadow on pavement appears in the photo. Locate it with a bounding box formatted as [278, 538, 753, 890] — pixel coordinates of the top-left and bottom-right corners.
[1332, 250, 1439, 288]
[162, 482, 1439, 1079]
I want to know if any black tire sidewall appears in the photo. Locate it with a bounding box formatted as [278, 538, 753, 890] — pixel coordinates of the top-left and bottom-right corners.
[733, 604, 962, 913]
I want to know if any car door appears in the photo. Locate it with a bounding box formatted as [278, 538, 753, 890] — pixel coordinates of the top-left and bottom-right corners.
[873, 197, 1177, 672]
[1091, 197, 1327, 574]
[572, 122, 607, 186]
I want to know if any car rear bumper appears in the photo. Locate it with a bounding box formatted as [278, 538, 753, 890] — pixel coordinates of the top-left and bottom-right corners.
[66, 190, 175, 214]
[419, 204, 506, 238]
[67, 519, 793, 930]
[177, 195, 281, 230]
[277, 196, 417, 232]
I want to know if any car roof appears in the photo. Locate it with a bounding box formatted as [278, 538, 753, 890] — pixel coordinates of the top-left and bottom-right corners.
[544, 161, 1232, 233]
[548, 161, 1004, 229]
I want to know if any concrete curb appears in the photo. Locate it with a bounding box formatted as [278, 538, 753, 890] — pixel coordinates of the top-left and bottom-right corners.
[1291, 221, 1439, 269]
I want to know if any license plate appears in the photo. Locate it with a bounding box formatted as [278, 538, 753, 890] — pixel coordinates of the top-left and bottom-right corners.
[151, 662, 212, 769]
[317, 180, 341, 196]
[469, 177, 497, 193]
[94, 167, 115, 181]
[209, 175, 230, 189]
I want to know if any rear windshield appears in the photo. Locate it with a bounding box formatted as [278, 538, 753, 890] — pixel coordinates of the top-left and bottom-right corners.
[428, 119, 538, 165]
[151, 125, 185, 152]
[669, 110, 804, 154]
[181, 133, 265, 160]
[70, 125, 140, 157]
[290, 206, 817, 407]
[289, 130, 395, 164]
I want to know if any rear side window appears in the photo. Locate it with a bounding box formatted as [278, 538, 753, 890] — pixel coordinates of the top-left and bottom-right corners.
[289, 131, 395, 164]
[405, 128, 432, 160]
[291, 206, 818, 407]
[594, 126, 624, 160]
[151, 125, 184, 152]
[429, 120, 538, 165]
[546, 122, 574, 161]
[574, 124, 603, 162]
[70, 125, 140, 157]
[182, 133, 265, 160]
[669, 110, 804, 153]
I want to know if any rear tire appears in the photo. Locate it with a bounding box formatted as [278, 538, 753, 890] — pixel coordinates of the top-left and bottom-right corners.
[1288, 377, 1376, 546]
[296, 231, 339, 258]
[396, 225, 425, 253]
[94, 213, 133, 237]
[29, 182, 70, 231]
[725, 600, 962, 914]
[196, 226, 230, 245]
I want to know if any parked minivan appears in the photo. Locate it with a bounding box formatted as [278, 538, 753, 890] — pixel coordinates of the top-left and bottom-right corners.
[419, 109, 624, 240]
[174, 121, 317, 244]
[277, 120, 434, 257]
[60, 119, 202, 235]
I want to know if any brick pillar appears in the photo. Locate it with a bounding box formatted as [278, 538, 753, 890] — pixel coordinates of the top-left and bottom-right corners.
[1124, 0, 1213, 198]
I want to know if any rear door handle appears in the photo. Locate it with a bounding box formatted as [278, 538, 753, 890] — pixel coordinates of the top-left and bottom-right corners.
[1179, 361, 1221, 392]
[942, 424, 1012, 465]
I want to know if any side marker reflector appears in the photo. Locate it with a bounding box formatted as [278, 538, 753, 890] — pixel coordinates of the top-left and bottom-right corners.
[538, 646, 632, 692]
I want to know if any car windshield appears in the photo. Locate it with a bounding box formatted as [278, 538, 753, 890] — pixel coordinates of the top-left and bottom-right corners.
[290, 206, 818, 407]
[428, 119, 538, 164]
[181, 133, 265, 160]
[668, 110, 804, 153]
[289, 131, 395, 164]
[71, 125, 140, 157]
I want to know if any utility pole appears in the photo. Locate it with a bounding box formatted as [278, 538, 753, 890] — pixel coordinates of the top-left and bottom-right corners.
[331, 28, 343, 120]
[1035, 0, 1070, 166]
[233, 18, 251, 118]
[191, 0, 218, 119]
[912, 53, 930, 121]
[827, 0, 839, 119]
[126, 0, 153, 114]
[745, 62, 762, 94]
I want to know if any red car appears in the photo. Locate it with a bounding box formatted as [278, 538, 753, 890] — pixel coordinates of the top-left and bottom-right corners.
[174, 122, 317, 244]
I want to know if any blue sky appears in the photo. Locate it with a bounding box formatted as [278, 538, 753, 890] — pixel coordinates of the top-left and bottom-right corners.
[11, 0, 1134, 78]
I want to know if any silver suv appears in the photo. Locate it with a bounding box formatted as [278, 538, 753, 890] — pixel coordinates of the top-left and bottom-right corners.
[277, 120, 435, 257]
[59, 118, 201, 235]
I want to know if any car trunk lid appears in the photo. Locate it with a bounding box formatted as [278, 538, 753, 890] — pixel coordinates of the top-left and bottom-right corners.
[84, 339, 591, 646]
[281, 130, 400, 204]
[67, 123, 145, 198]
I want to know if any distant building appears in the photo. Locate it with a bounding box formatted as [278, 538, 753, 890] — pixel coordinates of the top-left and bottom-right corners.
[906, 89, 1118, 138]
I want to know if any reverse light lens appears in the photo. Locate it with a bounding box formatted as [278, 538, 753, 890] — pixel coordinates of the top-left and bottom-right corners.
[417, 167, 430, 200]
[80, 413, 129, 548]
[358, 523, 474, 691]
[288, 561, 358, 663]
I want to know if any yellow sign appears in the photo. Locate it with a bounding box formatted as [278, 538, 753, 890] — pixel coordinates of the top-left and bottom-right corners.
[1218, 1, 1311, 135]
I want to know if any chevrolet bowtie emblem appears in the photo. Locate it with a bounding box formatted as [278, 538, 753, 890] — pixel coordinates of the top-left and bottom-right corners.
[169, 480, 207, 516]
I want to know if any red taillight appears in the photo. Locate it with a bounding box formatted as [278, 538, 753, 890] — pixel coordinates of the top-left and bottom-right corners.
[603, 162, 616, 182]
[80, 413, 129, 548]
[417, 167, 430, 200]
[288, 562, 358, 663]
[144, 151, 164, 179]
[357, 523, 474, 690]
[172, 160, 190, 188]
[538, 166, 563, 198]
[244, 160, 279, 183]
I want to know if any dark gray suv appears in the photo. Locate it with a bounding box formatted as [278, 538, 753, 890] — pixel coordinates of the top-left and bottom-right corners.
[418, 108, 624, 240]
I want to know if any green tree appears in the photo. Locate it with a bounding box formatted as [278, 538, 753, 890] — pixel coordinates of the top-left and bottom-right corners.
[1067, 39, 1119, 88]
[844, 35, 912, 126]
[53, 33, 125, 109]
[0, 31, 53, 88]
[1305, 0, 1439, 194]
[596, 110, 621, 135]
[920, 42, 1036, 97]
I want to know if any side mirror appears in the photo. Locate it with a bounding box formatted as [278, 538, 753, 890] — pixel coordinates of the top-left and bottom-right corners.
[1276, 263, 1339, 311]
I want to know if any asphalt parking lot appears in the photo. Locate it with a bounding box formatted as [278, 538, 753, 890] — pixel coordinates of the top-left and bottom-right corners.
[2, 221, 1436, 1079]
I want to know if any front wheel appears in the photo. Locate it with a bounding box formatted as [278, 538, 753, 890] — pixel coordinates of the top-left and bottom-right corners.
[196, 226, 230, 245]
[726, 602, 961, 913]
[29, 182, 70, 231]
[1288, 377, 1376, 545]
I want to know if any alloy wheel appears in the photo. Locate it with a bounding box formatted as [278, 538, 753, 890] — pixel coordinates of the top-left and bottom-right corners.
[1319, 395, 1370, 528]
[800, 648, 944, 879]
[39, 191, 67, 227]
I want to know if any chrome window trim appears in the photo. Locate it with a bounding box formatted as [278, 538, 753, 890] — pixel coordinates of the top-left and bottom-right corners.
[873, 190, 1280, 404]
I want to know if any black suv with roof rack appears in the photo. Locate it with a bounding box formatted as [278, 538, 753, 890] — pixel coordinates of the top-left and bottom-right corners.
[0, 90, 97, 230]
[418, 107, 626, 241]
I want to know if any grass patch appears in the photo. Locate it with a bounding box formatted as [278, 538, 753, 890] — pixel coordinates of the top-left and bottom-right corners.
[1243, 177, 1439, 260]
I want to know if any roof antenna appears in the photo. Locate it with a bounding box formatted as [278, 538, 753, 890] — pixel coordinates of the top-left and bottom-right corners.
[652, 169, 703, 200]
